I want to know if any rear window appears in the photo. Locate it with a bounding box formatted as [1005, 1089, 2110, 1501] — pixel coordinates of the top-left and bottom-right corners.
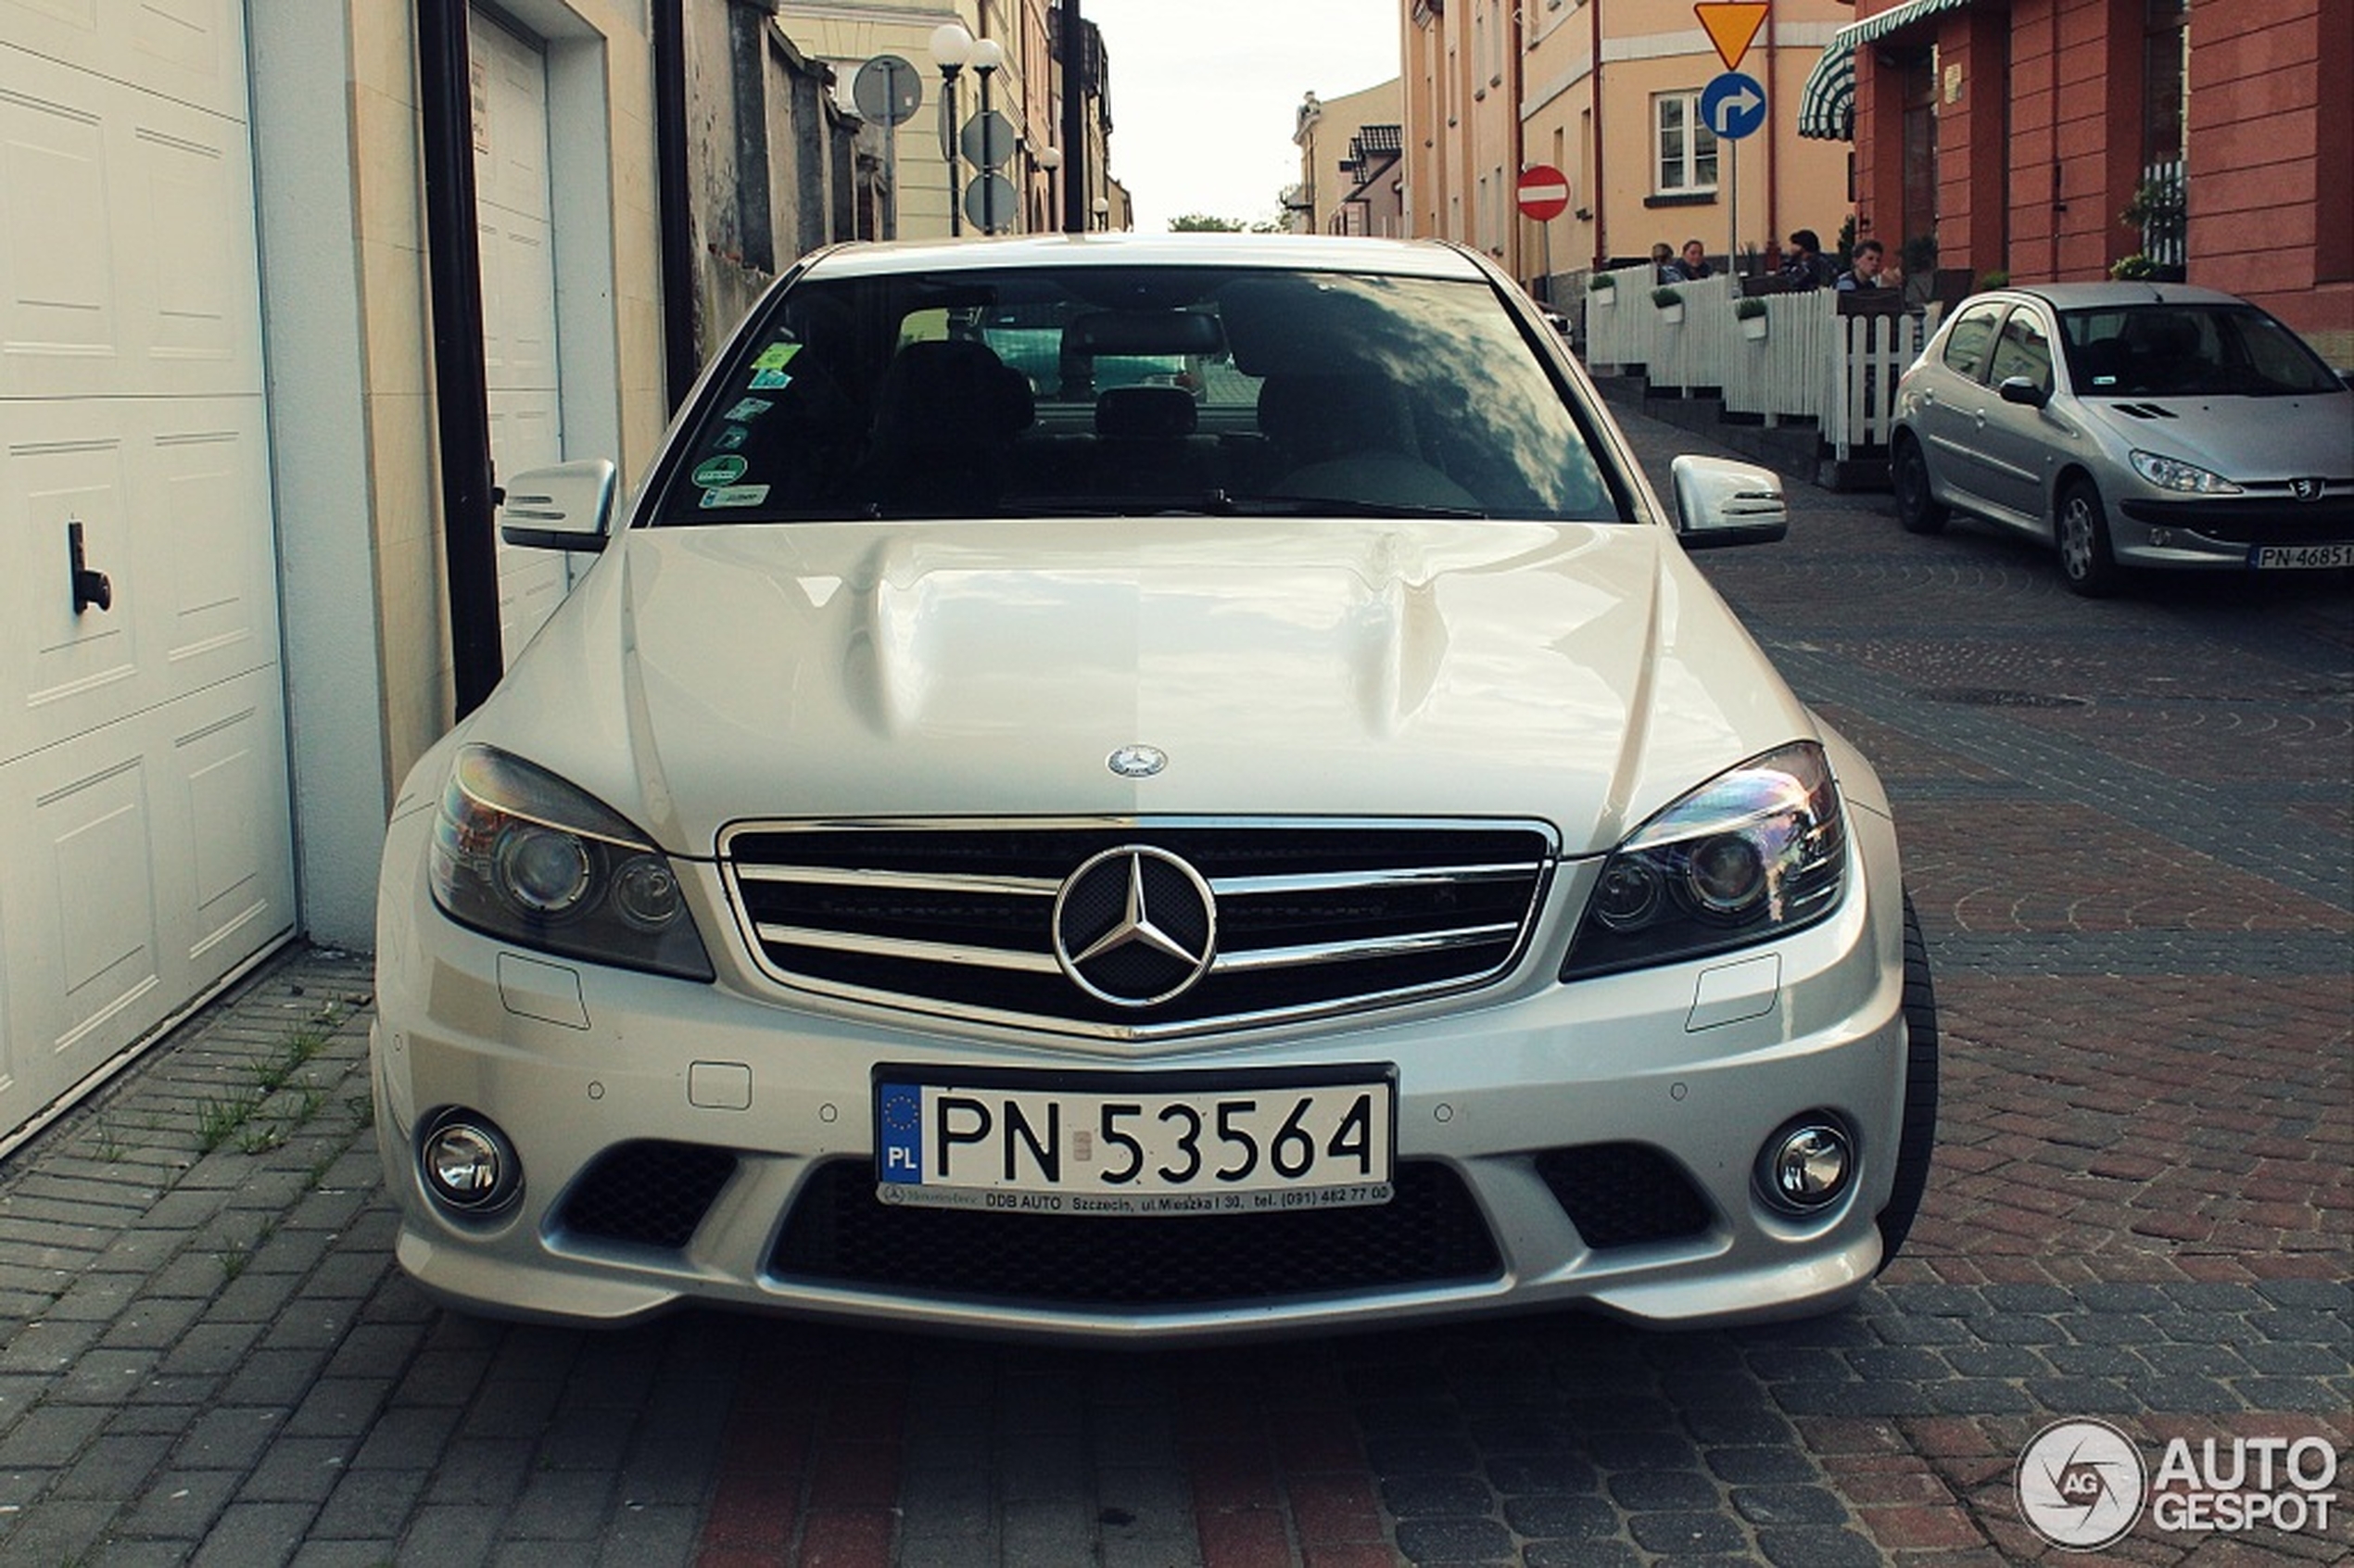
[649, 264, 1627, 525]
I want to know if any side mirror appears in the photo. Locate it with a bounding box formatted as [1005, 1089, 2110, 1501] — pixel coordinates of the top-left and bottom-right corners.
[500, 460, 617, 551]
[1669, 456, 1787, 550]
[1997, 375, 2050, 410]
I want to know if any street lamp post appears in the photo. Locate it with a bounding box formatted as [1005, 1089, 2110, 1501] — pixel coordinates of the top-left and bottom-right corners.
[969, 37, 1004, 234]
[1092, 195, 1110, 231]
[1036, 145, 1063, 234]
[927, 22, 971, 236]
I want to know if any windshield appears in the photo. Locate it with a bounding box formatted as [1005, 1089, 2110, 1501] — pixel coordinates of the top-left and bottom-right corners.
[2058, 303, 2345, 398]
[650, 264, 1628, 525]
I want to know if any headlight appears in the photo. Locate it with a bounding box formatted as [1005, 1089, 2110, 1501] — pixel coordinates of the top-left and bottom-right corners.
[428, 745, 715, 980]
[1562, 741, 1846, 980]
[2129, 450, 2241, 495]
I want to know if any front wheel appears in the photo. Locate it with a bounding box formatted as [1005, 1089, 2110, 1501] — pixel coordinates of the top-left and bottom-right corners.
[1875, 892, 1940, 1269]
[2056, 477, 2121, 597]
[1892, 436, 1948, 535]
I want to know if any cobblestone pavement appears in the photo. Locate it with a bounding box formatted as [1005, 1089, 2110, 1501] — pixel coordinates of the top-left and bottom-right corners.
[1, 401, 2347, 1567]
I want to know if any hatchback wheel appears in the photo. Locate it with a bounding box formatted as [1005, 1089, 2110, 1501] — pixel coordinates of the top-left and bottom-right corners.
[1892, 436, 1948, 535]
[2057, 478, 2120, 597]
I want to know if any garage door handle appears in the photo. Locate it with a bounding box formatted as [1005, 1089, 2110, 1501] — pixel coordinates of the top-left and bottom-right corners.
[69, 520, 112, 614]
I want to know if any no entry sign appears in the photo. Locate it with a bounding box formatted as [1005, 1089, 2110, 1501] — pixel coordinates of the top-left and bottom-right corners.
[1517, 164, 1571, 222]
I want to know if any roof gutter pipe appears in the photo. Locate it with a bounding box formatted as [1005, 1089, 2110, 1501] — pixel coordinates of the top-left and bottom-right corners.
[414, 0, 503, 716]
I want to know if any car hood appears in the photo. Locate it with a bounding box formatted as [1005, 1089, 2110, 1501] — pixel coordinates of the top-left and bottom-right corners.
[2083, 389, 2354, 479]
[469, 518, 1815, 860]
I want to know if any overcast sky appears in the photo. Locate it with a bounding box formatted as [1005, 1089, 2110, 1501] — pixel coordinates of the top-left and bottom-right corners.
[1083, 0, 1402, 232]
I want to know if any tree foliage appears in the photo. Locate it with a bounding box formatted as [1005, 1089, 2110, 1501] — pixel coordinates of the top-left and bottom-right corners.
[1169, 213, 1247, 232]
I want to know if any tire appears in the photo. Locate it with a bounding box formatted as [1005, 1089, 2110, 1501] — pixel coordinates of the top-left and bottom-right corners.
[1876, 891, 1940, 1270]
[2056, 476, 2121, 597]
[1892, 435, 1949, 535]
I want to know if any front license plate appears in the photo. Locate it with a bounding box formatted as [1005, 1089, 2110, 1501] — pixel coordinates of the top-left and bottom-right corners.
[2250, 543, 2353, 570]
[874, 1069, 1396, 1215]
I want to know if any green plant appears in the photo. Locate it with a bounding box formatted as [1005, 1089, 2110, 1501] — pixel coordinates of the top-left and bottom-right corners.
[196, 1094, 261, 1155]
[1976, 269, 2010, 291]
[1733, 296, 1767, 319]
[2109, 252, 2160, 280]
[1588, 273, 1615, 293]
[1651, 285, 1683, 310]
[1901, 233, 1938, 280]
[235, 1122, 287, 1156]
[90, 1121, 125, 1163]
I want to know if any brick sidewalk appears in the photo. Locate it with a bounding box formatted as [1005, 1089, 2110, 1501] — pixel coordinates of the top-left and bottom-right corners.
[1, 402, 2347, 1566]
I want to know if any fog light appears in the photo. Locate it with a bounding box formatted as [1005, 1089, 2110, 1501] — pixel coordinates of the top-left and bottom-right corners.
[421, 1114, 521, 1214]
[1758, 1118, 1852, 1213]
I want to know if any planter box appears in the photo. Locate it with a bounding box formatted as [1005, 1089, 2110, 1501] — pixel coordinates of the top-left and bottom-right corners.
[1740, 314, 1768, 340]
[1655, 303, 1684, 325]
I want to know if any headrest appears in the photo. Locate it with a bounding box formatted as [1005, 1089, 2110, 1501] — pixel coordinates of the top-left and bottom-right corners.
[2125, 312, 2199, 360]
[1256, 373, 1412, 459]
[874, 338, 1034, 441]
[1095, 385, 1197, 440]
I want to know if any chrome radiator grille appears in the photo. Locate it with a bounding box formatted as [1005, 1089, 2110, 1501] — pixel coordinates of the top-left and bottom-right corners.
[718, 819, 1557, 1038]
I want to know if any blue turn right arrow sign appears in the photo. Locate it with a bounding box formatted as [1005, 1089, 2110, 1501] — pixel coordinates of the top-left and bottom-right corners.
[1702, 70, 1767, 140]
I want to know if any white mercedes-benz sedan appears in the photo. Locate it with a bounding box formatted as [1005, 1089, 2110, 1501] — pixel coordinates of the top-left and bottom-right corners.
[373, 233, 1938, 1342]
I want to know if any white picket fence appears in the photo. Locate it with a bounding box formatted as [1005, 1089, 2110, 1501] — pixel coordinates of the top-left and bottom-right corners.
[1581, 265, 1942, 461]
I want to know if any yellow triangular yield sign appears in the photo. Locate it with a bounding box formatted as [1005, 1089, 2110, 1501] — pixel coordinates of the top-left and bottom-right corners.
[1695, 2, 1769, 73]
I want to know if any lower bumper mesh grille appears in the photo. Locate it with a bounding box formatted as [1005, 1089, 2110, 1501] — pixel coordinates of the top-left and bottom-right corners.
[555, 1142, 738, 1250]
[772, 1159, 1501, 1306]
[1535, 1144, 1715, 1250]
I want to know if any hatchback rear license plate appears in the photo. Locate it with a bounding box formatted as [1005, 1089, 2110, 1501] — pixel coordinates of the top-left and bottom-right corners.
[874, 1069, 1396, 1215]
[2249, 543, 2353, 570]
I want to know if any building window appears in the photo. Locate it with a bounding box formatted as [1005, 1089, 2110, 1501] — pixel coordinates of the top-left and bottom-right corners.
[1654, 93, 1718, 195]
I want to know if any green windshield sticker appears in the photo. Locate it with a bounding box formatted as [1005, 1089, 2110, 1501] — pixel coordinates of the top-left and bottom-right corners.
[723, 398, 773, 422]
[748, 368, 794, 390]
[714, 424, 751, 451]
[691, 455, 748, 487]
[700, 484, 770, 510]
[752, 342, 804, 372]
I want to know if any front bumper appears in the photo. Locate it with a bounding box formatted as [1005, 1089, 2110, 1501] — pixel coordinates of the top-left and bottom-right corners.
[2113, 489, 2354, 568]
[372, 803, 1914, 1344]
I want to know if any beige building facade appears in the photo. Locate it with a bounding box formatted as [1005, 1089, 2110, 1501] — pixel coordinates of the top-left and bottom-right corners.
[1404, 0, 1855, 297]
[1289, 80, 1405, 236]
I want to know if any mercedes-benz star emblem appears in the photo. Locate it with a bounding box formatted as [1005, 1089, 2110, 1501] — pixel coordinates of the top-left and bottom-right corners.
[1052, 846, 1217, 1007]
[1107, 744, 1168, 778]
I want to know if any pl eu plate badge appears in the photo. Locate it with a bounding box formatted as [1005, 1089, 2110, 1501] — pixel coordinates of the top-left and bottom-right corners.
[879, 1082, 922, 1190]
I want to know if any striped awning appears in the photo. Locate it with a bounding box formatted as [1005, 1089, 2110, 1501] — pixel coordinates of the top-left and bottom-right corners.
[1798, 0, 1979, 142]
[1839, 0, 1977, 49]
[1797, 38, 1854, 140]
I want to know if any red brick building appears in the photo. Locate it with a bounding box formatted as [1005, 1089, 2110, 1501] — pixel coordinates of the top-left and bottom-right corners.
[1806, 0, 2351, 361]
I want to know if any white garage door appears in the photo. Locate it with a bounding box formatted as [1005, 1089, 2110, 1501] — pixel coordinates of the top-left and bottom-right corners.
[472, 8, 566, 661]
[0, 1, 295, 1145]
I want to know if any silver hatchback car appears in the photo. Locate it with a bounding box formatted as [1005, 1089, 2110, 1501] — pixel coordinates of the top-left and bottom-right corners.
[373, 234, 1936, 1343]
[1890, 283, 2354, 594]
